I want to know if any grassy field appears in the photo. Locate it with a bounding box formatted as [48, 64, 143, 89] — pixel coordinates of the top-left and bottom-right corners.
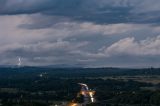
[96, 75, 160, 84]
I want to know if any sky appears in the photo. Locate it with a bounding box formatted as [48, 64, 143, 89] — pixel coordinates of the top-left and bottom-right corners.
[0, 0, 160, 67]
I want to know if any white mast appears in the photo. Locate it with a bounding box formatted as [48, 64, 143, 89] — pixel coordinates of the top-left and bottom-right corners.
[18, 57, 22, 67]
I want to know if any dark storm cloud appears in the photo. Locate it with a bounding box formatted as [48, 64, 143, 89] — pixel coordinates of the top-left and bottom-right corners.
[1, 0, 160, 25]
[0, 0, 54, 14]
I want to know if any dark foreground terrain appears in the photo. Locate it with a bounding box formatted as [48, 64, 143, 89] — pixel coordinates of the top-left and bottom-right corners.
[0, 67, 160, 106]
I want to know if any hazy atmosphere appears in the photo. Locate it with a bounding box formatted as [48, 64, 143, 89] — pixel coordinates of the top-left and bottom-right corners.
[0, 0, 160, 67]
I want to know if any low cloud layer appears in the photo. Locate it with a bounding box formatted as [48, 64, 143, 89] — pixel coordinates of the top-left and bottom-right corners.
[105, 36, 160, 56]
